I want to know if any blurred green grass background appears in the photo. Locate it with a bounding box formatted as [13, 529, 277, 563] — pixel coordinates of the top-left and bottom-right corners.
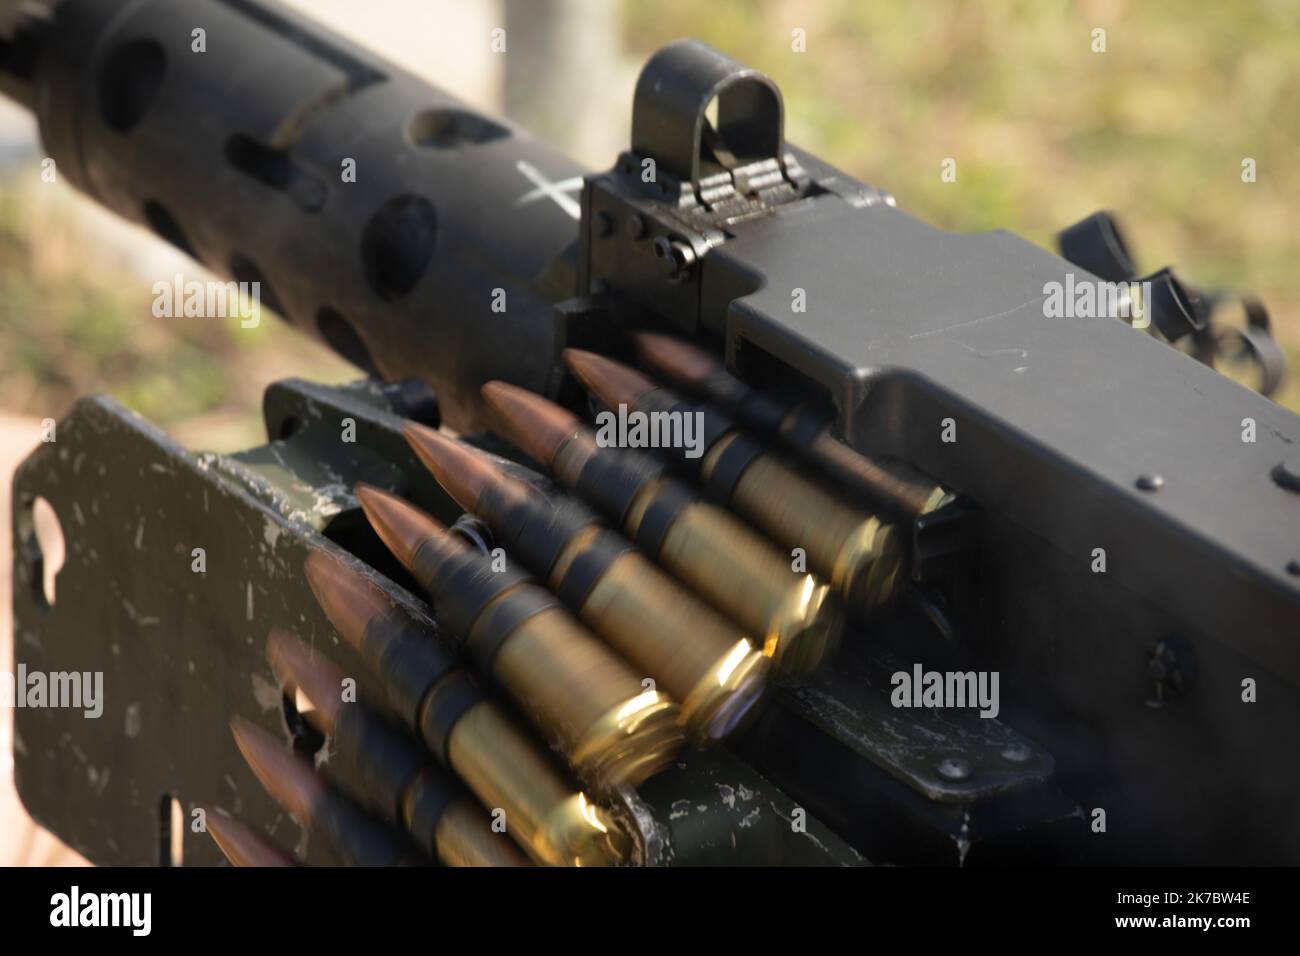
[0, 177, 358, 451]
[0, 0, 1296, 451]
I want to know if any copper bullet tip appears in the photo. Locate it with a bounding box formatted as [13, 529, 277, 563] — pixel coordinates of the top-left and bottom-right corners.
[200, 803, 295, 867]
[629, 331, 722, 389]
[402, 423, 501, 514]
[354, 483, 445, 570]
[230, 716, 325, 827]
[265, 627, 344, 734]
[354, 483, 466, 586]
[562, 348, 657, 410]
[480, 380, 583, 469]
[302, 551, 394, 653]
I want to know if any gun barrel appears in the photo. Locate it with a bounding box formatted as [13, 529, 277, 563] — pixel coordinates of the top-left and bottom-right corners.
[4, 0, 583, 431]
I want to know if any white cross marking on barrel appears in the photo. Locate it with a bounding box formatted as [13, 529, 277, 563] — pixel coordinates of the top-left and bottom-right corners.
[515, 160, 582, 220]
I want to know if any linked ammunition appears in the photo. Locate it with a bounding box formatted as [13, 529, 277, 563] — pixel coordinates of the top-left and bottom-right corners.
[475, 384, 842, 677]
[200, 804, 296, 867]
[229, 716, 422, 867]
[403, 423, 771, 737]
[303, 551, 636, 866]
[266, 628, 530, 867]
[563, 349, 909, 615]
[353, 485, 684, 792]
[632, 332, 951, 518]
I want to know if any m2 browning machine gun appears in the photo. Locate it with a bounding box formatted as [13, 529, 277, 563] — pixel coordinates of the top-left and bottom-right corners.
[2, 0, 1298, 866]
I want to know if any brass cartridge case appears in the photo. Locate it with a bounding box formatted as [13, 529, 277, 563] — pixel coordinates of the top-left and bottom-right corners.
[623, 477, 841, 676]
[445, 701, 633, 867]
[267, 625, 532, 867]
[549, 527, 770, 743]
[805, 427, 952, 518]
[428, 798, 529, 868]
[354, 486, 684, 795]
[480, 385, 841, 678]
[633, 331, 949, 518]
[422, 795, 531, 867]
[303, 550, 638, 866]
[702, 433, 907, 613]
[558, 351, 907, 617]
[397, 424, 772, 740]
[468, 596, 685, 791]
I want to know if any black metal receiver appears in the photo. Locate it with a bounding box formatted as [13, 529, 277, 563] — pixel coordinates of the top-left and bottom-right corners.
[3, 0, 1297, 866]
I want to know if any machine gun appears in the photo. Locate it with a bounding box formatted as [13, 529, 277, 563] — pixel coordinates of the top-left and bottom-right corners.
[2, 0, 1298, 866]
